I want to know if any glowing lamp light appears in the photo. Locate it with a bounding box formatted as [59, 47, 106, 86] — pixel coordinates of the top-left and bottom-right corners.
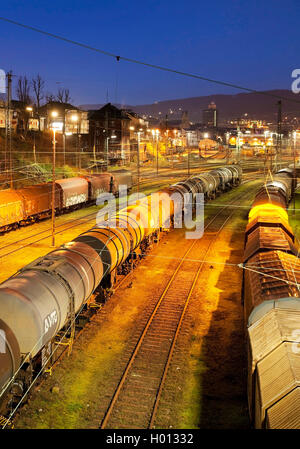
[51, 111, 58, 118]
[71, 114, 78, 122]
[51, 122, 63, 131]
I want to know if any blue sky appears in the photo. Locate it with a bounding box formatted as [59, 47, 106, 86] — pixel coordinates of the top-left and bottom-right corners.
[0, 0, 299, 105]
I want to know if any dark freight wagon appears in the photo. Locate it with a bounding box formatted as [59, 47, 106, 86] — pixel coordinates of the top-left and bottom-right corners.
[54, 177, 89, 209]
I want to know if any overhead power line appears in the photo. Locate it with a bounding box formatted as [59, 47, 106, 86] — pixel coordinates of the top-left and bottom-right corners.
[1, 16, 300, 105]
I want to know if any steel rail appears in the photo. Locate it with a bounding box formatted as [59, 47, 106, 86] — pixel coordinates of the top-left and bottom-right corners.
[100, 186, 255, 429]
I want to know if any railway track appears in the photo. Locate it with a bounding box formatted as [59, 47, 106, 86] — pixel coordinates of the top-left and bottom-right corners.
[0, 169, 260, 265]
[4, 180, 257, 429]
[100, 186, 256, 429]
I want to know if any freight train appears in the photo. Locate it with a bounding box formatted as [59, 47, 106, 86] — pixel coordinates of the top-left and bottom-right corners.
[0, 170, 133, 234]
[243, 167, 300, 428]
[0, 165, 242, 420]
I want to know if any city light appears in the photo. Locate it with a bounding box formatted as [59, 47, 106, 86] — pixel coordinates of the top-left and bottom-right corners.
[51, 122, 63, 131]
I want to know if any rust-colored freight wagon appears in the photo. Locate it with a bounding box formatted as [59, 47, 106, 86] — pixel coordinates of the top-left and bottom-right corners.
[18, 184, 60, 220]
[0, 190, 25, 230]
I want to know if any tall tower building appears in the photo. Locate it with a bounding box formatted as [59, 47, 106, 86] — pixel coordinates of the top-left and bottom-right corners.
[202, 102, 218, 127]
[181, 110, 189, 128]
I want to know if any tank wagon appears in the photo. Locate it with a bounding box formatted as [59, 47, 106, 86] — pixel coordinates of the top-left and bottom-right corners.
[0, 165, 242, 417]
[243, 167, 300, 428]
[0, 171, 133, 234]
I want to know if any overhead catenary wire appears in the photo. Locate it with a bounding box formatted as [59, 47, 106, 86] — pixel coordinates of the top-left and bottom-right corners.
[1, 16, 300, 105]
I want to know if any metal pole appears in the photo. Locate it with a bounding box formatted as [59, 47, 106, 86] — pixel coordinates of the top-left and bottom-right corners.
[33, 131, 36, 164]
[6, 72, 12, 187]
[63, 133, 66, 166]
[106, 137, 109, 170]
[137, 132, 140, 196]
[51, 129, 56, 247]
[77, 122, 81, 171]
[276, 100, 282, 171]
[93, 132, 96, 166]
[188, 146, 190, 176]
[270, 147, 273, 173]
[156, 135, 159, 176]
[171, 143, 174, 169]
[293, 135, 296, 215]
[237, 119, 240, 163]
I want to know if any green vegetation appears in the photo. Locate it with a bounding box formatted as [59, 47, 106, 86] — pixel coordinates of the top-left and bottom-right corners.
[288, 192, 300, 241]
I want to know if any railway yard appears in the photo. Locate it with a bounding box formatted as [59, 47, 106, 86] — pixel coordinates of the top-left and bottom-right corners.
[0, 161, 299, 430]
[2, 1, 300, 434]
[0, 167, 258, 429]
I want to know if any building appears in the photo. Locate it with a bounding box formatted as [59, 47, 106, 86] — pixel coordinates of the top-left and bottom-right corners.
[184, 125, 203, 147]
[89, 103, 149, 164]
[202, 102, 218, 127]
[39, 101, 89, 134]
[0, 101, 18, 131]
[89, 103, 131, 163]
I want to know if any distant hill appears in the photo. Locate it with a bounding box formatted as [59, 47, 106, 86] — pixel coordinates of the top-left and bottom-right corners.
[80, 90, 300, 123]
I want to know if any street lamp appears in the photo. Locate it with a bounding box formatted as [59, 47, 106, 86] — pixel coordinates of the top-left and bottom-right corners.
[50, 121, 58, 247]
[26, 106, 36, 163]
[136, 129, 143, 196]
[50, 113, 62, 247]
[155, 129, 160, 176]
[106, 134, 117, 169]
[71, 114, 80, 170]
[172, 129, 178, 168]
[51, 126, 56, 247]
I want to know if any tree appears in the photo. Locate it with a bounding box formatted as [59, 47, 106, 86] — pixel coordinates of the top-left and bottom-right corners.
[16, 76, 31, 104]
[45, 92, 56, 103]
[16, 76, 32, 135]
[32, 74, 45, 131]
[56, 88, 72, 104]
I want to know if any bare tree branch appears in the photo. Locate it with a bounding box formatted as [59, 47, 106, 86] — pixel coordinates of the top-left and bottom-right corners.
[16, 76, 31, 105]
[16, 76, 32, 135]
[32, 74, 45, 131]
[32, 74, 45, 109]
[45, 92, 56, 102]
[56, 87, 72, 104]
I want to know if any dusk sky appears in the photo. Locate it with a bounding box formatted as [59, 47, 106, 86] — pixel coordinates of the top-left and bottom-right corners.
[0, 0, 299, 106]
